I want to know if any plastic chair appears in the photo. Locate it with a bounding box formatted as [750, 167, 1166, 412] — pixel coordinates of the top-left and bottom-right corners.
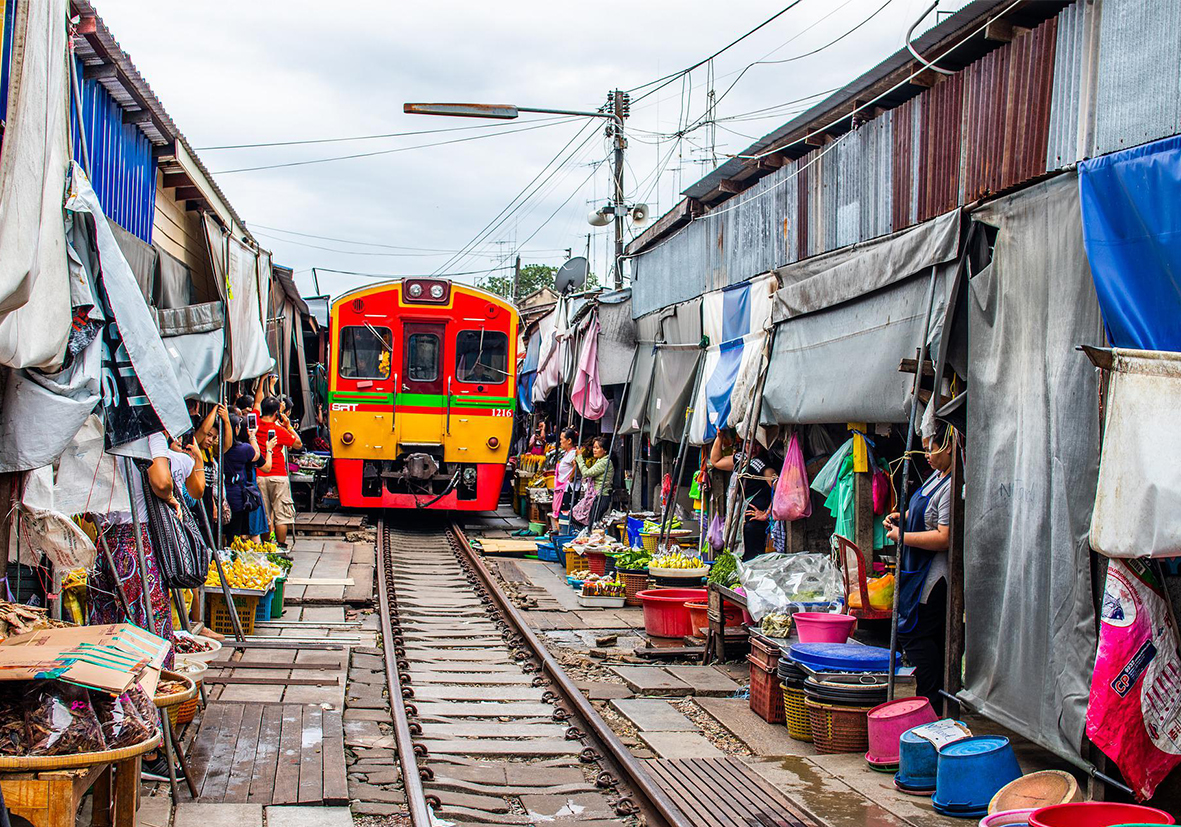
[831, 534, 892, 621]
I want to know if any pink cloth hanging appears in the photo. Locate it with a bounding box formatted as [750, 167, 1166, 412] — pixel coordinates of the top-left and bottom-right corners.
[571, 316, 607, 420]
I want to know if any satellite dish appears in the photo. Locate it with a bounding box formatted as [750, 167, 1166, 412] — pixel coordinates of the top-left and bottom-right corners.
[554, 257, 589, 295]
[631, 203, 650, 225]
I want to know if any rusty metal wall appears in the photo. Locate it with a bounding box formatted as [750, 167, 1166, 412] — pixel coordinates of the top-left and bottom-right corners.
[631, 0, 1181, 318]
[1094, 0, 1181, 156]
[962, 18, 1057, 203]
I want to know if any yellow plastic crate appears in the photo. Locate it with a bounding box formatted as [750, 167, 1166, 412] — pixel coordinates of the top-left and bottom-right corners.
[206, 591, 259, 636]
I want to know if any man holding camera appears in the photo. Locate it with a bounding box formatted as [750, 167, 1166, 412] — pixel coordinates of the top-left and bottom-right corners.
[251, 375, 302, 549]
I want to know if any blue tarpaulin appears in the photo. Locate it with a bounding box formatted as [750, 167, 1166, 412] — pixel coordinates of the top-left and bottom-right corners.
[1079, 135, 1181, 351]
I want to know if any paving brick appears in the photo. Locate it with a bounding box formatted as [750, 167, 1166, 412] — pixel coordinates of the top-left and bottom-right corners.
[662, 664, 742, 696]
[175, 804, 262, 827]
[610, 698, 697, 731]
[518, 793, 617, 821]
[343, 708, 389, 722]
[576, 681, 632, 700]
[349, 802, 402, 817]
[347, 781, 405, 803]
[638, 730, 725, 759]
[264, 807, 353, 827]
[607, 666, 691, 695]
[360, 770, 401, 785]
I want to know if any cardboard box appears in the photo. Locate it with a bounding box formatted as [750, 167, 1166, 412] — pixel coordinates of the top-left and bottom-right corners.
[0, 623, 168, 694]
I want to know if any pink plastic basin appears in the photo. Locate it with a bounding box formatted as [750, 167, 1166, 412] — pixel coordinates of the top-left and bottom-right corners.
[638, 589, 707, 638]
[1030, 802, 1175, 827]
[793, 611, 857, 643]
[865, 697, 937, 766]
[980, 810, 1037, 827]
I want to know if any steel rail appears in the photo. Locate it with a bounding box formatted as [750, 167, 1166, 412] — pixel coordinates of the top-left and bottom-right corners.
[374, 519, 434, 825]
[447, 522, 694, 827]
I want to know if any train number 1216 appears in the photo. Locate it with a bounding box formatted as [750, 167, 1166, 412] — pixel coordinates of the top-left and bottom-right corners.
[490, 409, 513, 418]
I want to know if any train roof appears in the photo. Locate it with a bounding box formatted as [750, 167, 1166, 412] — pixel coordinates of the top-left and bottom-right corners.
[330, 279, 519, 318]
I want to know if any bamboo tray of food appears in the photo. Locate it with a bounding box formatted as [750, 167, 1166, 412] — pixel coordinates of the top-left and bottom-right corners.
[153, 671, 197, 709]
[0, 733, 160, 771]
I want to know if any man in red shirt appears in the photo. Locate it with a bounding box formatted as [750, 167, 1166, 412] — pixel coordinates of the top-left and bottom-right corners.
[252, 376, 302, 548]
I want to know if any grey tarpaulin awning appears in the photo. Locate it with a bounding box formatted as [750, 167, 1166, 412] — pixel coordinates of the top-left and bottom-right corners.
[154, 244, 192, 310]
[962, 173, 1101, 767]
[619, 312, 659, 435]
[762, 210, 962, 425]
[595, 288, 635, 385]
[647, 298, 702, 441]
[110, 221, 156, 302]
[773, 208, 960, 321]
[156, 302, 225, 402]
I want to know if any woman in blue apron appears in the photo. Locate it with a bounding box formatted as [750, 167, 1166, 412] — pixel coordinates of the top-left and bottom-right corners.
[884, 422, 955, 707]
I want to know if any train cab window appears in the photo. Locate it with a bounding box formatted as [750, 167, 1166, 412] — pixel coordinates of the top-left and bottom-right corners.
[455, 330, 508, 384]
[406, 333, 440, 382]
[339, 325, 391, 379]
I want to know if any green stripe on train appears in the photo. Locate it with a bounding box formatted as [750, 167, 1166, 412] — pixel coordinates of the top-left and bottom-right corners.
[331, 391, 515, 410]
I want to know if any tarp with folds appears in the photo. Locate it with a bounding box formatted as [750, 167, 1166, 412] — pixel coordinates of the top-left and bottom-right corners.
[111, 222, 156, 302]
[761, 209, 962, 426]
[1079, 135, 1181, 351]
[517, 332, 539, 415]
[204, 214, 274, 382]
[1087, 348, 1181, 558]
[647, 298, 702, 442]
[619, 312, 660, 435]
[961, 173, 1102, 767]
[763, 266, 955, 425]
[533, 298, 569, 404]
[0, 0, 70, 360]
[594, 289, 635, 385]
[157, 302, 225, 403]
[689, 274, 776, 444]
[154, 245, 192, 309]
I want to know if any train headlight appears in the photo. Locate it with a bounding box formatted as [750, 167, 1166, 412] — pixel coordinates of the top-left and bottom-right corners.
[487, 437, 499, 449]
[341, 432, 354, 445]
[430, 283, 445, 299]
[407, 283, 423, 298]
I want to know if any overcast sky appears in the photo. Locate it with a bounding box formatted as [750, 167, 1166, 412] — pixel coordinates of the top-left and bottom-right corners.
[93, 0, 969, 299]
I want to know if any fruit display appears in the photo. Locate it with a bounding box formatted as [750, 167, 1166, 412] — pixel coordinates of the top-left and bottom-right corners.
[229, 536, 279, 556]
[650, 550, 706, 570]
[205, 554, 282, 591]
[581, 579, 625, 598]
[614, 548, 651, 571]
[266, 552, 294, 575]
[569, 569, 594, 581]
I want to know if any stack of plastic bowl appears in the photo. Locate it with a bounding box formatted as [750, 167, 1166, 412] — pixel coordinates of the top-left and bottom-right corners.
[864, 697, 937, 773]
[1028, 801, 1175, 826]
[933, 736, 1023, 819]
[979, 811, 1038, 826]
[988, 770, 1081, 814]
[895, 726, 941, 794]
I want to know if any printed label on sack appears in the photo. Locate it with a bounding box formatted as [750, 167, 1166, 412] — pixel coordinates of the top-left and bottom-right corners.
[1113, 640, 1157, 697]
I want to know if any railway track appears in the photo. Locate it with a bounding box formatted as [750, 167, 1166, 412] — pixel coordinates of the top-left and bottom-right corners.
[375, 515, 691, 827]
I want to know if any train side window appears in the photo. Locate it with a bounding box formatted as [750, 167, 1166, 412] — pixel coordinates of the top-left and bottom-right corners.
[339, 325, 391, 379]
[407, 333, 439, 382]
[455, 330, 508, 384]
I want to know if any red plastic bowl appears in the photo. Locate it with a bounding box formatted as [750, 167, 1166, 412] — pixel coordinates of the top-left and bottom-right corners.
[1030, 802, 1175, 827]
[684, 600, 743, 633]
[638, 589, 707, 637]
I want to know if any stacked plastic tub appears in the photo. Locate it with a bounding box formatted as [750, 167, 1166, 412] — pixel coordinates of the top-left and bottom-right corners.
[785, 642, 894, 754]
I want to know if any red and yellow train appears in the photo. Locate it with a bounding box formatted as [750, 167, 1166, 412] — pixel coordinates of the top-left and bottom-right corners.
[328, 279, 518, 510]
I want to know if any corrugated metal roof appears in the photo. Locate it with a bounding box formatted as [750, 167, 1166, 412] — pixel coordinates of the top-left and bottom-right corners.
[1046, 0, 1093, 170]
[681, 0, 1045, 201]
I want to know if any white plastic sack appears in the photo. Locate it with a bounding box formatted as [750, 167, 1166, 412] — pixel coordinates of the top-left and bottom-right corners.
[22, 415, 130, 516]
[1090, 349, 1181, 558]
[16, 506, 95, 569]
[735, 552, 844, 621]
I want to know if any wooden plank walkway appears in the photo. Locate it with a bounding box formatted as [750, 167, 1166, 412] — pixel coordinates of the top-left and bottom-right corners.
[295, 511, 366, 536]
[187, 701, 348, 805]
[645, 758, 817, 827]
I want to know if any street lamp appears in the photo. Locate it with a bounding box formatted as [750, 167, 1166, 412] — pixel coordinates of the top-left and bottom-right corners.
[404, 96, 633, 289]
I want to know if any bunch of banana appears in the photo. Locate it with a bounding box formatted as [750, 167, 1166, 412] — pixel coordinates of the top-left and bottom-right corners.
[228, 536, 279, 556]
[653, 551, 705, 569]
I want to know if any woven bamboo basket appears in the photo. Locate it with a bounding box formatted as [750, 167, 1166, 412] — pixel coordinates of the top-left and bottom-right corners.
[0, 734, 160, 770]
[617, 569, 648, 606]
[781, 683, 812, 742]
[804, 698, 871, 754]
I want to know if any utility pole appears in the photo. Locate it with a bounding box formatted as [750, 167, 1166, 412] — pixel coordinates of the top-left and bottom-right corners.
[513, 254, 521, 304]
[610, 89, 629, 290]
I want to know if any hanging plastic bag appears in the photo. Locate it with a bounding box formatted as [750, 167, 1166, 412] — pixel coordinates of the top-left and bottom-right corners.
[872, 466, 891, 515]
[707, 512, 724, 550]
[810, 438, 853, 496]
[772, 433, 812, 521]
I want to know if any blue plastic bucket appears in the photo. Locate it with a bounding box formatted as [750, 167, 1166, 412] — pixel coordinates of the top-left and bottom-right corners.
[934, 736, 1022, 815]
[895, 727, 939, 791]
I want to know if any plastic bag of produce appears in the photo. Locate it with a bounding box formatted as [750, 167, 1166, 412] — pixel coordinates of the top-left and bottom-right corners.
[848, 573, 895, 611]
[735, 552, 844, 621]
[1086, 559, 1181, 801]
[90, 690, 156, 749]
[24, 682, 106, 756]
[707, 512, 724, 551]
[772, 433, 812, 522]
